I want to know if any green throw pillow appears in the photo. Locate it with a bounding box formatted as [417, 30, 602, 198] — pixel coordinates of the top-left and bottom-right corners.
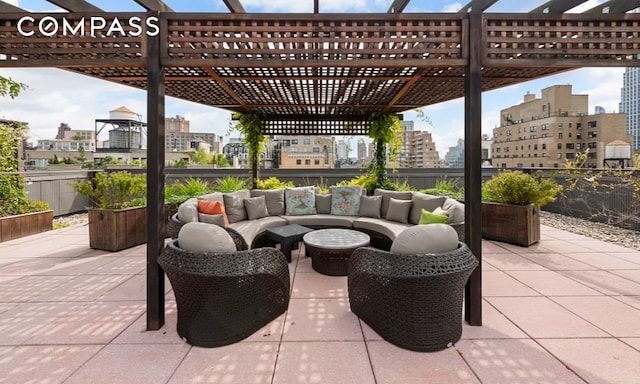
[419, 208, 448, 225]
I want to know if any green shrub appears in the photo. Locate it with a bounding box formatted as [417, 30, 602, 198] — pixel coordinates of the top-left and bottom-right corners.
[72, 171, 146, 209]
[213, 175, 249, 192]
[0, 121, 49, 217]
[165, 177, 212, 204]
[255, 176, 294, 189]
[482, 171, 562, 207]
[422, 176, 464, 200]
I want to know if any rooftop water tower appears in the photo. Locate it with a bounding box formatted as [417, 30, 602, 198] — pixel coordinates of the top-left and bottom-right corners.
[604, 140, 632, 169]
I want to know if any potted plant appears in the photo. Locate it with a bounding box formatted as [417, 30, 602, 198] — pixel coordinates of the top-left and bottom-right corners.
[72, 170, 147, 251]
[481, 170, 562, 246]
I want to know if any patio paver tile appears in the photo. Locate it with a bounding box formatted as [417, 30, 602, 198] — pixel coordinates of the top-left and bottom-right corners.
[609, 270, 640, 285]
[561, 252, 640, 270]
[483, 253, 548, 271]
[506, 270, 602, 296]
[487, 297, 609, 338]
[367, 341, 480, 384]
[622, 338, 640, 352]
[456, 339, 585, 384]
[169, 342, 279, 384]
[64, 343, 191, 384]
[112, 301, 184, 345]
[89, 256, 146, 275]
[538, 338, 640, 384]
[0, 275, 75, 302]
[519, 252, 598, 271]
[551, 296, 640, 337]
[559, 270, 640, 296]
[603, 252, 640, 265]
[25, 300, 145, 345]
[35, 274, 133, 302]
[282, 298, 362, 341]
[482, 270, 541, 297]
[0, 301, 86, 345]
[290, 273, 348, 299]
[272, 341, 375, 384]
[615, 296, 640, 310]
[532, 239, 596, 254]
[0, 345, 102, 383]
[570, 240, 638, 254]
[461, 300, 530, 340]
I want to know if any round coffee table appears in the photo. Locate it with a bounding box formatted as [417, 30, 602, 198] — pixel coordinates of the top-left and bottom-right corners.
[303, 229, 370, 276]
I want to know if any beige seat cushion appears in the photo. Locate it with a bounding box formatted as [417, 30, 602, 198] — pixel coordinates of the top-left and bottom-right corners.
[352, 217, 412, 242]
[178, 222, 235, 253]
[281, 214, 357, 228]
[390, 224, 459, 255]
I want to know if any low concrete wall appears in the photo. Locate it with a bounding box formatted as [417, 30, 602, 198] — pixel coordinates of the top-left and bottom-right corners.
[24, 170, 94, 216]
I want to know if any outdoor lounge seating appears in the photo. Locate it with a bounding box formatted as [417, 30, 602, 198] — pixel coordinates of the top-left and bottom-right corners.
[348, 229, 478, 352]
[158, 232, 290, 347]
[168, 187, 466, 251]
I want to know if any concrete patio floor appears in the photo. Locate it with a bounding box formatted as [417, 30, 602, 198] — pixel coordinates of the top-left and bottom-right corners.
[0, 223, 639, 384]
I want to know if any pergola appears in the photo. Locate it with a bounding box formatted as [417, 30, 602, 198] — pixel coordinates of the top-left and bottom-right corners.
[2, 0, 640, 330]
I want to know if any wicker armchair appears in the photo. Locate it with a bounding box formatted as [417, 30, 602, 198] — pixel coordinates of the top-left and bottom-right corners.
[159, 240, 290, 347]
[348, 243, 478, 352]
[167, 213, 248, 250]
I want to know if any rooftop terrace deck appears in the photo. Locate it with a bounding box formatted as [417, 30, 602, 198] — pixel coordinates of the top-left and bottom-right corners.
[0, 223, 639, 383]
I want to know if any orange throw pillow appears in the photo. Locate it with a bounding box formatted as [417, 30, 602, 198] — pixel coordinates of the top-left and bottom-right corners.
[197, 200, 229, 226]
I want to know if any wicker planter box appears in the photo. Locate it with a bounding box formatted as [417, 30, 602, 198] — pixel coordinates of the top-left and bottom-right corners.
[0, 210, 53, 242]
[88, 206, 147, 251]
[481, 202, 540, 247]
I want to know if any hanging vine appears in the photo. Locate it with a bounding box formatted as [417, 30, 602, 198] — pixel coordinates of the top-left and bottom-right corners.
[366, 111, 403, 191]
[230, 111, 268, 188]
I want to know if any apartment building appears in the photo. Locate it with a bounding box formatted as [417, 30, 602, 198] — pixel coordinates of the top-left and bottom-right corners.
[277, 135, 335, 169]
[398, 125, 442, 168]
[619, 67, 640, 150]
[492, 85, 633, 169]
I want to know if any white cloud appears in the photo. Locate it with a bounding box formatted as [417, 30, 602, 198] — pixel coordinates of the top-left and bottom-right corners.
[572, 68, 625, 113]
[442, 2, 463, 13]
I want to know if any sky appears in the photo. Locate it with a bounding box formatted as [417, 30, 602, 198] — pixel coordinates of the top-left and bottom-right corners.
[0, 0, 624, 155]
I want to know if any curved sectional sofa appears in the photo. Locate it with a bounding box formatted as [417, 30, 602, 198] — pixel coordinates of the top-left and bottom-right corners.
[168, 186, 465, 252]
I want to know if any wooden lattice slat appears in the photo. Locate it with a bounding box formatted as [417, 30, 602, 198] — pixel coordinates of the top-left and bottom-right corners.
[485, 16, 640, 66]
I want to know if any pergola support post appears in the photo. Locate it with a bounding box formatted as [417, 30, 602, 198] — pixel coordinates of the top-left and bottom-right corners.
[146, 10, 166, 331]
[464, 10, 483, 326]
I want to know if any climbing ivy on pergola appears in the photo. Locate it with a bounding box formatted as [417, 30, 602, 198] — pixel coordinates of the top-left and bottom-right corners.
[2, 0, 640, 330]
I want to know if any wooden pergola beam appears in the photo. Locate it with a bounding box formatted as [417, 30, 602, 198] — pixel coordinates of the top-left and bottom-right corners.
[584, 0, 640, 14]
[223, 0, 246, 13]
[133, 0, 173, 12]
[459, 0, 499, 13]
[387, 0, 411, 14]
[47, 0, 103, 12]
[530, 0, 590, 14]
[0, 1, 25, 12]
[202, 67, 251, 111]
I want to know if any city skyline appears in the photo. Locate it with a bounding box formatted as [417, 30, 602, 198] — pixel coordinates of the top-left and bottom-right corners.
[0, 0, 623, 154]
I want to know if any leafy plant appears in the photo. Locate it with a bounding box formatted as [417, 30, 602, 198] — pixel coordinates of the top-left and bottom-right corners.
[367, 112, 403, 187]
[255, 176, 294, 189]
[71, 171, 146, 209]
[165, 177, 212, 204]
[213, 175, 249, 193]
[0, 75, 27, 99]
[0, 121, 50, 217]
[482, 171, 562, 207]
[422, 176, 464, 200]
[230, 111, 267, 187]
